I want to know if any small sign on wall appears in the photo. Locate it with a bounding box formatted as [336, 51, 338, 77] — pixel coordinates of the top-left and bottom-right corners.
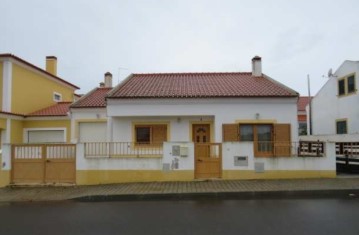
[234, 156, 248, 166]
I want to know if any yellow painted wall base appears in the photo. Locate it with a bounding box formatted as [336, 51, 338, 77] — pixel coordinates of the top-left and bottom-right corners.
[76, 170, 194, 185]
[0, 170, 10, 187]
[222, 170, 336, 180]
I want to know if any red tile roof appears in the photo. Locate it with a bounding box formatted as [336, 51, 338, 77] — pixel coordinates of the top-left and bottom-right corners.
[28, 102, 72, 117]
[0, 54, 80, 89]
[297, 96, 312, 112]
[108, 72, 298, 99]
[71, 87, 112, 108]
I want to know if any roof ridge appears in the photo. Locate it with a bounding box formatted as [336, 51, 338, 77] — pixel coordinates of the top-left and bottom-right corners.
[132, 72, 252, 76]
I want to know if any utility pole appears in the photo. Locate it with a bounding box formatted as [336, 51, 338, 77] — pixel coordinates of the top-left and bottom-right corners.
[307, 74, 312, 135]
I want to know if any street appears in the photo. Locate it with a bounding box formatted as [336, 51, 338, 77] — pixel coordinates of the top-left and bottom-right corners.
[0, 197, 358, 235]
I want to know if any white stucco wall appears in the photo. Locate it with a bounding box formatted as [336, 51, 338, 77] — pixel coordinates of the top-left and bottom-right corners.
[311, 61, 359, 135]
[75, 141, 336, 172]
[222, 142, 335, 171]
[107, 98, 299, 143]
[76, 143, 162, 170]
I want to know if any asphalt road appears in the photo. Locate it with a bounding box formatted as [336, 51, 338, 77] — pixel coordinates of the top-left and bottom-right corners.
[0, 197, 358, 235]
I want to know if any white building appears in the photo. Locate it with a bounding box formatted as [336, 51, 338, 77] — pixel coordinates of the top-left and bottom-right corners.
[69, 56, 336, 185]
[311, 60, 359, 135]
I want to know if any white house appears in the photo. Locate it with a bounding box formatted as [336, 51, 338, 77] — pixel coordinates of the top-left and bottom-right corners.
[310, 60, 359, 135]
[68, 56, 336, 185]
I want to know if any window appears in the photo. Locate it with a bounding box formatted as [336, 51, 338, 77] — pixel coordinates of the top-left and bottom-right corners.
[298, 122, 307, 135]
[348, 75, 355, 93]
[338, 74, 356, 96]
[240, 125, 253, 141]
[239, 124, 273, 155]
[134, 124, 167, 145]
[336, 120, 347, 134]
[53, 92, 62, 102]
[223, 123, 291, 157]
[338, 79, 345, 96]
[256, 125, 273, 153]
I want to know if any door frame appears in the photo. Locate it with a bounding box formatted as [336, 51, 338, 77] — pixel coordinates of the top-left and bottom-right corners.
[191, 122, 222, 179]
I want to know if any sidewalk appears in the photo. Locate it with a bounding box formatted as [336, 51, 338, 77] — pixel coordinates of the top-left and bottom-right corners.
[2, 177, 359, 202]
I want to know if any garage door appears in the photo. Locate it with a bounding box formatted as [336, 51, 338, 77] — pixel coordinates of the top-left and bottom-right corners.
[79, 122, 107, 142]
[28, 130, 65, 143]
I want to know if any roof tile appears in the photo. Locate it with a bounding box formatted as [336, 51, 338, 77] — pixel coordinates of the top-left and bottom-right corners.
[108, 72, 298, 99]
[71, 87, 112, 108]
[28, 102, 72, 117]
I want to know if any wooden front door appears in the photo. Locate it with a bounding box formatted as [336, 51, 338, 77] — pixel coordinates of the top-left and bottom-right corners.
[193, 124, 222, 179]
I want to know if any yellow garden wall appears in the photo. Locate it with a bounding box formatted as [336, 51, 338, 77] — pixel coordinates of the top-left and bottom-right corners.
[222, 170, 336, 180]
[76, 170, 194, 185]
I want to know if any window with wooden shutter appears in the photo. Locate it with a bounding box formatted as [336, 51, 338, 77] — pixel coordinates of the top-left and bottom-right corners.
[222, 124, 239, 142]
[135, 124, 167, 146]
[273, 124, 291, 157]
[152, 125, 167, 144]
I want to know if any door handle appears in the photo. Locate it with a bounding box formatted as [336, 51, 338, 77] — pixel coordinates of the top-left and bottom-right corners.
[197, 159, 203, 162]
[46, 160, 50, 163]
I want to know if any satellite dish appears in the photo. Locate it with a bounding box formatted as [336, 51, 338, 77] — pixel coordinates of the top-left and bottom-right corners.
[327, 68, 333, 77]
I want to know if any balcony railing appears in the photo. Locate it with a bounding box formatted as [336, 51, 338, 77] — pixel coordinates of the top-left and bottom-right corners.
[255, 141, 325, 157]
[84, 142, 163, 158]
[336, 142, 359, 157]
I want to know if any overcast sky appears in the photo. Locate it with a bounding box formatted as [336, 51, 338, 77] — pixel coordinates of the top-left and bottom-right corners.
[1, 0, 358, 95]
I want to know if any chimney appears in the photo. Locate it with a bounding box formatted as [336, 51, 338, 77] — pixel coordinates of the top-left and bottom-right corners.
[99, 82, 105, 88]
[104, 72, 113, 88]
[46, 56, 57, 76]
[251, 56, 262, 77]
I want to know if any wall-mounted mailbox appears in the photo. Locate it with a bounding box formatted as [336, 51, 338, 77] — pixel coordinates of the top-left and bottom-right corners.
[180, 146, 188, 157]
[234, 156, 248, 166]
[254, 162, 265, 173]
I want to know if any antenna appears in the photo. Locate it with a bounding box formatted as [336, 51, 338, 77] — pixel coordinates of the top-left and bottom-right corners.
[327, 68, 333, 77]
[118, 67, 129, 84]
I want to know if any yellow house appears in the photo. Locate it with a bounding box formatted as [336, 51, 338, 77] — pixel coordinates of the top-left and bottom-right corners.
[0, 54, 80, 186]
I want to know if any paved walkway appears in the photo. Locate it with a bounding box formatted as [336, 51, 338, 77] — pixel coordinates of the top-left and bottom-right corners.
[2, 177, 359, 202]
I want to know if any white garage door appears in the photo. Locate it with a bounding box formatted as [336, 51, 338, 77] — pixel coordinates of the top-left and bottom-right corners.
[79, 122, 107, 142]
[28, 130, 65, 143]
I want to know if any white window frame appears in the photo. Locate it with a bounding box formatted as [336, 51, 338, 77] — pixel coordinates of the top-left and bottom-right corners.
[53, 92, 62, 102]
[23, 128, 67, 143]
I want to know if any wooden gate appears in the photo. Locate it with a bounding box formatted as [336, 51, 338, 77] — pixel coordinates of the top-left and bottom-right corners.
[11, 144, 76, 185]
[194, 143, 222, 179]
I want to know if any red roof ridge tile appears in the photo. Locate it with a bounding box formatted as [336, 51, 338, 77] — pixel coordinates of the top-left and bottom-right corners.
[132, 72, 252, 76]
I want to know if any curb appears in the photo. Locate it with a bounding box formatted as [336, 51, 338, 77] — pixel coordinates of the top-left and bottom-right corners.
[72, 189, 359, 202]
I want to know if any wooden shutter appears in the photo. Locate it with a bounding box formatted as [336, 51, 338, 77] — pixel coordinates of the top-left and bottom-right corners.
[222, 124, 239, 142]
[152, 125, 167, 144]
[273, 124, 291, 157]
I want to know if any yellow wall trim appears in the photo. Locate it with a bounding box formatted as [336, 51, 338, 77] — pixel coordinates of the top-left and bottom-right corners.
[0, 170, 10, 187]
[235, 119, 277, 124]
[76, 170, 194, 185]
[222, 170, 336, 180]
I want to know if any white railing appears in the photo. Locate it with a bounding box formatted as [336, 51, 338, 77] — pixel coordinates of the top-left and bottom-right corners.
[84, 142, 163, 158]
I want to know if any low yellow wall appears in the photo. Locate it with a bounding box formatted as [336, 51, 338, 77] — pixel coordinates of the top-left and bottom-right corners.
[0, 170, 10, 187]
[76, 170, 194, 185]
[222, 170, 336, 180]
